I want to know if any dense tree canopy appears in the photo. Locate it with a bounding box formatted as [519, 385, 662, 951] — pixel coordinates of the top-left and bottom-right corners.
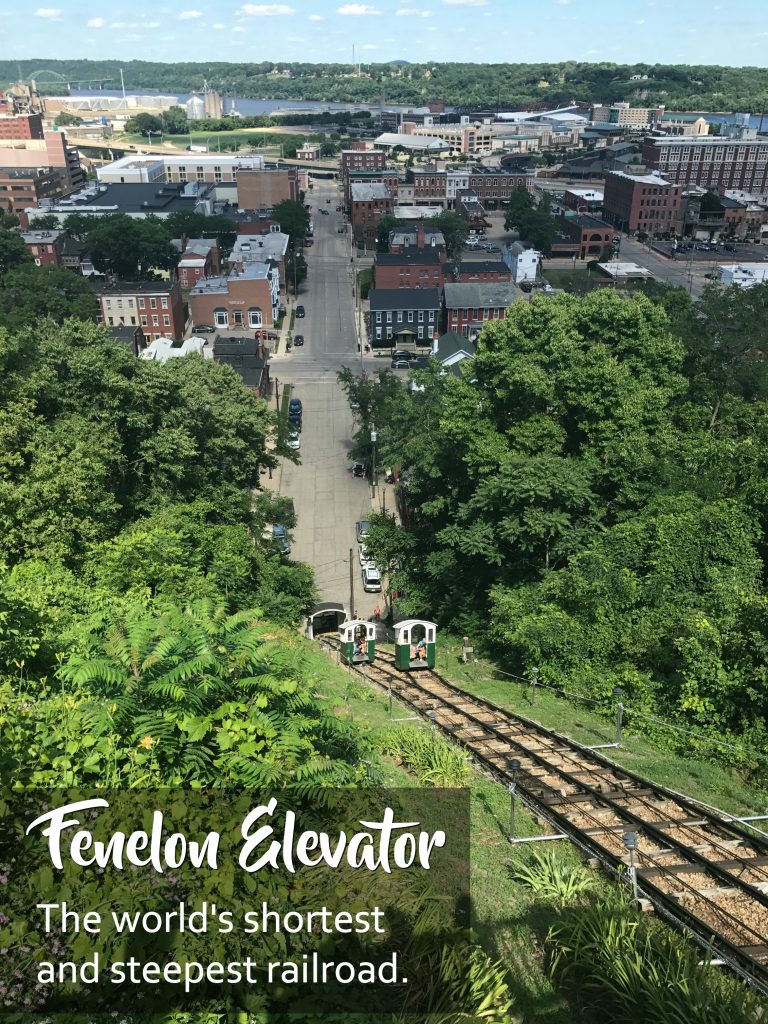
[344, 285, 768, 759]
[86, 214, 180, 279]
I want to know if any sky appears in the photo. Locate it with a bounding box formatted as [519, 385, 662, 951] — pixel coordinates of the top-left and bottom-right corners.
[6, 0, 768, 66]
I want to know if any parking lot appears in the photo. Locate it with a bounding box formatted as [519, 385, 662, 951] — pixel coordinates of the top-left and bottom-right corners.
[652, 239, 768, 262]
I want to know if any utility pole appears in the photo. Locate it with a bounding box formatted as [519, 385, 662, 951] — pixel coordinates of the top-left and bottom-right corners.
[370, 424, 377, 496]
[274, 377, 280, 411]
[349, 547, 355, 619]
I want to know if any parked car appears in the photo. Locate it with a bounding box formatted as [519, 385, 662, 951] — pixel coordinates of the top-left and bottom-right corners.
[392, 349, 414, 361]
[359, 545, 374, 566]
[286, 431, 301, 451]
[296, 305, 306, 317]
[356, 519, 370, 543]
[391, 359, 410, 370]
[294, 335, 304, 346]
[320, 208, 329, 215]
[352, 460, 367, 478]
[335, 205, 342, 211]
[289, 398, 302, 416]
[303, 238, 314, 247]
[337, 226, 345, 233]
[193, 324, 215, 333]
[723, 244, 737, 252]
[349, 396, 360, 410]
[327, 198, 331, 203]
[272, 524, 291, 555]
[362, 565, 382, 593]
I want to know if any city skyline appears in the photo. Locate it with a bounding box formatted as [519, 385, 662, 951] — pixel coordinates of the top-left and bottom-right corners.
[5, 0, 768, 66]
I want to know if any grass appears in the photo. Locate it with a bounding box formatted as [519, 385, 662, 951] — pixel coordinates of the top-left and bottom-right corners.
[436, 637, 768, 817]
[117, 129, 317, 155]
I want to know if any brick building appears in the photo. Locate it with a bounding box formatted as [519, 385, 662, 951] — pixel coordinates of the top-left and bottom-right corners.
[443, 281, 520, 337]
[97, 153, 265, 184]
[603, 169, 683, 234]
[190, 263, 279, 332]
[368, 287, 441, 348]
[228, 230, 290, 292]
[95, 280, 186, 341]
[236, 168, 298, 211]
[448, 260, 512, 283]
[455, 189, 487, 230]
[406, 168, 447, 205]
[21, 228, 65, 266]
[389, 223, 445, 254]
[552, 214, 614, 259]
[467, 166, 535, 207]
[0, 113, 44, 140]
[374, 249, 445, 289]
[173, 237, 221, 289]
[0, 167, 69, 221]
[345, 167, 399, 205]
[350, 182, 392, 248]
[0, 129, 83, 189]
[340, 148, 386, 178]
[642, 136, 768, 195]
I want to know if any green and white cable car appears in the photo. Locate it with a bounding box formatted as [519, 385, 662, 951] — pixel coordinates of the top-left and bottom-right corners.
[394, 619, 436, 670]
[340, 618, 376, 665]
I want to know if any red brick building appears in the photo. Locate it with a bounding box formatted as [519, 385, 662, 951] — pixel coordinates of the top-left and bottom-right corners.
[345, 168, 399, 205]
[389, 222, 446, 254]
[642, 135, 768, 193]
[449, 260, 512, 283]
[173, 237, 221, 289]
[0, 113, 44, 140]
[95, 280, 186, 341]
[374, 248, 445, 289]
[551, 214, 614, 259]
[236, 168, 298, 211]
[21, 228, 65, 266]
[350, 182, 392, 248]
[467, 166, 535, 207]
[603, 170, 683, 234]
[190, 263, 279, 332]
[341, 148, 386, 178]
[443, 281, 520, 337]
[407, 168, 447, 205]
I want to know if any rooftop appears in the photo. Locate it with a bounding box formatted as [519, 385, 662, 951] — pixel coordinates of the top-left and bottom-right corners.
[191, 262, 273, 295]
[93, 279, 176, 295]
[376, 249, 442, 266]
[369, 287, 441, 311]
[393, 205, 444, 220]
[351, 182, 391, 201]
[443, 281, 521, 308]
[230, 232, 289, 261]
[596, 261, 654, 279]
[607, 169, 676, 186]
[453, 260, 512, 275]
[41, 180, 217, 215]
[374, 132, 450, 151]
[139, 337, 205, 362]
[21, 229, 64, 243]
[390, 227, 445, 247]
[563, 213, 612, 229]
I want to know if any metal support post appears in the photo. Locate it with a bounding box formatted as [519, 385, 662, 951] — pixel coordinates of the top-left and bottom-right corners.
[529, 666, 539, 704]
[507, 759, 521, 841]
[614, 686, 624, 746]
[623, 831, 639, 904]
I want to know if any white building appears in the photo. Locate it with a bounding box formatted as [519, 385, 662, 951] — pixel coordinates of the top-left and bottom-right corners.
[507, 243, 541, 284]
[96, 153, 265, 184]
[716, 263, 768, 288]
[446, 169, 470, 202]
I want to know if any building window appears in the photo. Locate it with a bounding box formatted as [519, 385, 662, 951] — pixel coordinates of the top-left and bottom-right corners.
[161, 297, 168, 309]
[150, 298, 157, 309]
[418, 310, 424, 322]
[163, 315, 170, 326]
[386, 311, 392, 323]
[376, 312, 382, 323]
[141, 316, 147, 326]
[138, 298, 145, 309]
[214, 308, 229, 327]
[408, 310, 414, 322]
[429, 311, 435, 321]
[152, 316, 159, 327]
[248, 308, 262, 328]
[418, 326, 424, 339]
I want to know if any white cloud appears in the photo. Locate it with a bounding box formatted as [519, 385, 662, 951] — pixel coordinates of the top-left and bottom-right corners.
[35, 7, 62, 19]
[442, 0, 486, 6]
[86, 15, 105, 27]
[240, 2, 294, 12]
[337, 3, 381, 12]
[308, 12, 324, 17]
[212, 20, 226, 27]
[361, 42, 377, 48]
[178, 9, 203, 18]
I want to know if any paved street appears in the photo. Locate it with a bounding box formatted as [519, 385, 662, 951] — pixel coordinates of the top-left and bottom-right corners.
[272, 178, 384, 618]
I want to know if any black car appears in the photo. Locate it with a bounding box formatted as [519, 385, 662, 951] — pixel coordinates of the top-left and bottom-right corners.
[352, 460, 367, 478]
[723, 244, 737, 252]
[193, 324, 216, 333]
[289, 398, 302, 416]
[391, 359, 410, 370]
[295, 305, 305, 318]
[294, 334, 304, 346]
[392, 349, 416, 362]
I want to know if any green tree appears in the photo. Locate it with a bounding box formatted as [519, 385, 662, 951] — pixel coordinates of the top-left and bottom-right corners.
[286, 249, 308, 294]
[0, 265, 98, 329]
[160, 104, 189, 134]
[26, 213, 60, 230]
[86, 214, 179, 279]
[425, 210, 469, 259]
[376, 214, 399, 253]
[163, 210, 237, 253]
[0, 229, 32, 276]
[504, 185, 534, 232]
[271, 199, 310, 245]
[124, 112, 164, 136]
[518, 195, 555, 256]
[62, 212, 101, 239]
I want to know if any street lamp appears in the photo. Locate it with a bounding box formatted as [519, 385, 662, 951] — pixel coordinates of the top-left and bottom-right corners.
[370, 425, 377, 496]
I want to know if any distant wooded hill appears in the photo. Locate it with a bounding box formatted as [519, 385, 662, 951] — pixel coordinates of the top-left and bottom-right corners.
[2, 59, 767, 112]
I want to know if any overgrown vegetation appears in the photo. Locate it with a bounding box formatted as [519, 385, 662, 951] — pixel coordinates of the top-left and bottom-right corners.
[379, 723, 470, 787]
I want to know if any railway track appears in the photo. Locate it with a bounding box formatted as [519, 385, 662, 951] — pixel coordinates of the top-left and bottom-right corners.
[320, 637, 768, 995]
